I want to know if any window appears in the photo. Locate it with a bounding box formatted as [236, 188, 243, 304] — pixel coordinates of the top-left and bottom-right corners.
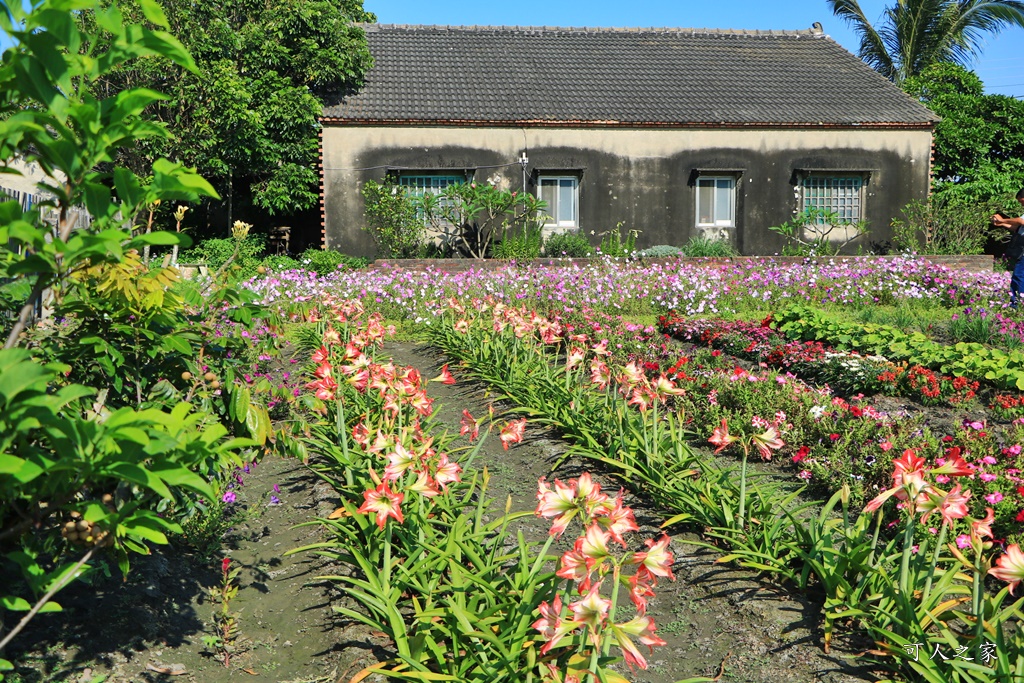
[800, 175, 863, 223]
[538, 176, 579, 228]
[695, 176, 735, 227]
[398, 174, 466, 197]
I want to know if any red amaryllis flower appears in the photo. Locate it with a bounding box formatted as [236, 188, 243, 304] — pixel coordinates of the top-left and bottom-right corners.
[311, 345, 330, 364]
[460, 409, 479, 441]
[628, 570, 656, 615]
[569, 581, 611, 642]
[590, 359, 611, 390]
[932, 455, 972, 477]
[499, 418, 527, 450]
[383, 443, 418, 482]
[434, 453, 461, 489]
[594, 491, 639, 547]
[990, 544, 1024, 594]
[357, 482, 405, 529]
[556, 539, 594, 592]
[431, 364, 456, 385]
[708, 419, 739, 454]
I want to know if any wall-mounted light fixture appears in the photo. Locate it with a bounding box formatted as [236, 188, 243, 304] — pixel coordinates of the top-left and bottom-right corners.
[518, 151, 529, 193]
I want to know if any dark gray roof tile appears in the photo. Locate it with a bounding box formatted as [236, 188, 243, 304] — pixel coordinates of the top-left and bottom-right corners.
[323, 25, 936, 125]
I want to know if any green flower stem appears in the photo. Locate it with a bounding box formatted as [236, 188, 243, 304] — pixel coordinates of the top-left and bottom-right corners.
[383, 520, 393, 591]
[922, 521, 948, 602]
[738, 446, 748, 532]
[898, 512, 916, 597]
[869, 508, 883, 567]
[601, 563, 622, 658]
[973, 541, 985, 641]
[336, 395, 352, 488]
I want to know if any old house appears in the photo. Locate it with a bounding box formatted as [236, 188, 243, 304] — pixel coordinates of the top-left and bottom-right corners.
[319, 24, 937, 257]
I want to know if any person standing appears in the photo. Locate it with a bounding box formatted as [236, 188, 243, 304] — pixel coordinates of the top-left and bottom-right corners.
[992, 188, 1024, 308]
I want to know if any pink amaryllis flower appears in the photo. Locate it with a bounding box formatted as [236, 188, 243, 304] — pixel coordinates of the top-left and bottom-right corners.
[631, 535, 675, 584]
[566, 346, 586, 371]
[311, 345, 330, 364]
[556, 539, 594, 592]
[459, 409, 479, 442]
[536, 477, 582, 537]
[407, 469, 440, 498]
[430, 364, 456, 385]
[610, 616, 667, 671]
[569, 581, 611, 644]
[750, 426, 784, 461]
[918, 483, 971, 525]
[990, 544, 1024, 594]
[579, 525, 612, 566]
[434, 453, 462, 489]
[590, 359, 611, 390]
[627, 570, 656, 615]
[532, 595, 577, 655]
[499, 418, 527, 450]
[972, 507, 995, 542]
[708, 419, 739, 454]
[357, 482, 405, 529]
[383, 443, 419, 482]
[864, 449, 931, 514]
[593, 491, 639, 547]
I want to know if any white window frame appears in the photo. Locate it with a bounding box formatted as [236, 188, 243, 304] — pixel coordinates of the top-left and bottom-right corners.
[695, 176, 736, 228]
[537, 176, 579, 229]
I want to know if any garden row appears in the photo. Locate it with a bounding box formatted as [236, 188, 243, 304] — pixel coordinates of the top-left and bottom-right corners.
[424, 298, 1024, 683]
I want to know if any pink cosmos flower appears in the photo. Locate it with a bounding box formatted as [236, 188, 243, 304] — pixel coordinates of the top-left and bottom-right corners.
[357, 482, 405, 529]
[956, 534, 972, 549]
[990, 544, 1024, 594]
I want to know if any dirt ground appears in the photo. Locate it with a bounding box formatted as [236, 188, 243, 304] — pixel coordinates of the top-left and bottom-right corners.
[5, 341, 886, 683]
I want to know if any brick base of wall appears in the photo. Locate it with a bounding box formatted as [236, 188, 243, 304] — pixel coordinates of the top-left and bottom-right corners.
[366, 254, 995, 274]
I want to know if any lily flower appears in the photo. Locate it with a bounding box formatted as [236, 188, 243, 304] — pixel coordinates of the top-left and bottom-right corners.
[990, 544, 1024, 595]
[357, 482, 405, 529]
[499, 418, 527, 450]
[972, 507, 995, 543]
[918, 483, 971, 525]
[750, 426, 784, 461]
[708, 419, 739, 454]
[610, 616, 667, 671]
[569, 581, 611, 644]
[460, 409, 480, 441]
[631, 535, 675, 583]
[431, 364, 456, 385]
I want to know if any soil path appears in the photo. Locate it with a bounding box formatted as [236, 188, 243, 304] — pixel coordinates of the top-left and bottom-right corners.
[384, 341, 882, 683]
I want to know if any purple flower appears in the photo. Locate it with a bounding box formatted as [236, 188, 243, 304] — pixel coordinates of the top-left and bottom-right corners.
[269, 495, 281, 506]
[273, 484, 280, 493]
[222, 491, 237, 504]
[985, 492, 1004, 504]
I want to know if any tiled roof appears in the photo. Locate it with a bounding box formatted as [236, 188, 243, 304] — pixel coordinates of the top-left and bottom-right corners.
[322, 25, 937, 126]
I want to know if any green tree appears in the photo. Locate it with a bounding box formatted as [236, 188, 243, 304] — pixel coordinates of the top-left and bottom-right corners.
[828, 0, 1024, 83]
[85, 0, 374, 228]
[904, 63, 1024, 204]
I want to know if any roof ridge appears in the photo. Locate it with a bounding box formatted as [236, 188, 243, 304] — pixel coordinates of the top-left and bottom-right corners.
[356, 23, 826, 38]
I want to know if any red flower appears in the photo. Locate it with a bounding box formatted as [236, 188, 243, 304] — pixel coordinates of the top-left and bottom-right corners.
[499, 418, 527, 450]
[829, 433, 840, 442]
[1017, 509, 1024, 523]
[792, 446, 810, 463]
[711, 350, 722, 357]
[222, 557, 231, 574]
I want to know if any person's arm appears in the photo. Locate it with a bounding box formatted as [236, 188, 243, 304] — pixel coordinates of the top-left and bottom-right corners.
[993, 213, 1024, 229]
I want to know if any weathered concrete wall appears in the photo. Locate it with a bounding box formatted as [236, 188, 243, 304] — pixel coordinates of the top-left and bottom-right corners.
[321, 125, 933, 258]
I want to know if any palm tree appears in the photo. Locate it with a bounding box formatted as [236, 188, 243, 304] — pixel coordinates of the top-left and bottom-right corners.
[828, 0, 1024, 83]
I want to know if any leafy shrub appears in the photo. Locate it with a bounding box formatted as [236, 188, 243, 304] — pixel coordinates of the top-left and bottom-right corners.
[891, 195, 1000, 255]
[260, 254, 301, 272]
[298, 248, 369, 275]
[596, 223, 639, 257]
[362, 179, 424, 258]
[770, 207, 868, 256]
[492, 225, 542, 260]
[544, 231, 594, 257]
[181, 235, 267, 279]
[681, 236, 737, 257]
[637, 244, 683, 257]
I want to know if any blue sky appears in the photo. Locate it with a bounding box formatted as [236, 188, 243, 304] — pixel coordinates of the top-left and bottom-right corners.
[1, 1, 1021, 95]
[365, 0, 1024, 97]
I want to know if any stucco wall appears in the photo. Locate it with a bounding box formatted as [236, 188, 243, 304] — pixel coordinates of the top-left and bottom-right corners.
[321, 125, 932, 258]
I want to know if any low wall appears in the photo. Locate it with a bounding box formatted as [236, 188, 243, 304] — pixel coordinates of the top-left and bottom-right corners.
[366, 254, 996, 274]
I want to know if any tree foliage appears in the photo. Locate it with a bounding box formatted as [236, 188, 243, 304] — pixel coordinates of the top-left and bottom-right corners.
[86, 0, 375, 223]
[828, 0, 1024, 83]
[904, 63, 1024, 207]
